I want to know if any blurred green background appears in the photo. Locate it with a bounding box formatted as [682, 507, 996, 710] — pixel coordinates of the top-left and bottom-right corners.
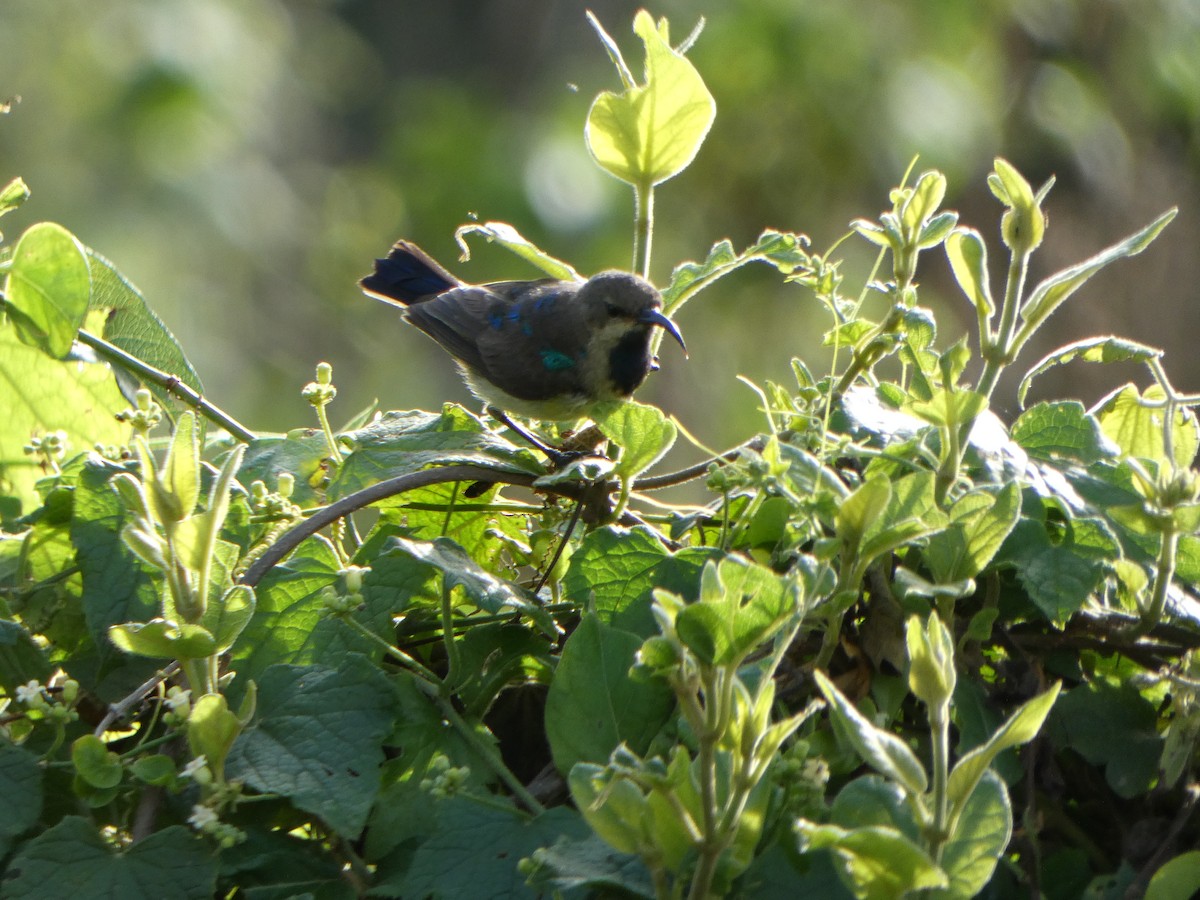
[2, 0, 1198, 454]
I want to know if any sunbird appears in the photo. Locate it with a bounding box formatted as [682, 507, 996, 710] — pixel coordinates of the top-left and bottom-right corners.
[359, 241, 686, 423]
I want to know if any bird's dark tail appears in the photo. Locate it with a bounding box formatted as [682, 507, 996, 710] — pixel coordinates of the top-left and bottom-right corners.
[359, 240, 461, 306]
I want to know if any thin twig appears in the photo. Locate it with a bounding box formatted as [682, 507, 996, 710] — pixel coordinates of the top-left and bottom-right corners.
[635, 438, 765, 491]
[94, 662, 180, 737]
[75, 329, 257, 443]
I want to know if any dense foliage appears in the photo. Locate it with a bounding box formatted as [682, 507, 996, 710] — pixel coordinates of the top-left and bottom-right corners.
[2, 12, 1199, 900]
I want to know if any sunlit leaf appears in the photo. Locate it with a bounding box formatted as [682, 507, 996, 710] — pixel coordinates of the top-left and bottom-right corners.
[5, 222, 90, 359]
[1017, 336, 1163, 409]
[454, 221, 581, 282]
[586, 11, 715, 188]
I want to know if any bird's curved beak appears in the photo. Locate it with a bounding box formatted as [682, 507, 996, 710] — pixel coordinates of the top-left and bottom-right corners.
[639, 309, 688, 357]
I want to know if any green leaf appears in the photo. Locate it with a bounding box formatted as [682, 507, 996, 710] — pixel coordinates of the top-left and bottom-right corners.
[2, 817, 216, 900]
[593, 400, 677, 480]
[329, 406, 540, 499]
[1018, 208, 1176, 336]
[187, 442, 245, 613]
[837, 476, 892, 554]
[908, 387, 987, 430]
[1146, 851, 1200, 900]
[924, 483, 1021, 583]
[568, 763, 651, 857]
[585, 10, 716, 188]
[562, 525, 716, 634]
[236, 430, 330, 508]
[661, 230, 812, 313]
[386, 536, 555, 636]
[829, 774, 921, 840]
[215, 830, 346, 898]
[947, 683, 1059, 825]
[545, 614, 674, 773]
[814, 670, 928, 796]
[1011, 400, 1116, 464]
[85, 248, 204, 420]
[0, 618, 52, 693]
[186, 692, 241, 779]
[523, 831, 656, 898]
[675, 557, 800, 666]
[453, 220, 582, 282]
[231, 536, 382, 683]
[0, 323, 130, 517]
[130, 754, 177, 787]
[1095, 384, 1199, 469]
[107, 618, 217, 660]
[159, 411, 201, 524]
[203, 584, 255, 654]
[1016, 543, 1103, 624]
[452, 621, 555, 717]
[0, 742, 42, 858]
[393, 798, 590, 899]
[4, 222, 90, 359]
[851, 218, 894, 250]
[226, 654, 398, 837]
[1017, 337, 1164, 409]
[0, 176, 31, 216]
[1048, 681, 1160, 799]
[933, 770, 1012, 899]
[796, 821, 948, 899]
[532, 453, 615, 490]
[917, 211, 958, 249]
[944, 227, 994, 319]
[901, 171, 947, 235]
[71, 734, 123, 790]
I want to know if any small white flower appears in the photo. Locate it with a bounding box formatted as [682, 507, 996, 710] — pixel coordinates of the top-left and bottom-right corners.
[180, 756, 208, 779]
[188, 804, 219, 831]
[164, 687, 192, 713]
[15, 681, 44, 706]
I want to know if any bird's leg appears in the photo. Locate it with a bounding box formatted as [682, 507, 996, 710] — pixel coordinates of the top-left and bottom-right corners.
[486, 407, 579, 468]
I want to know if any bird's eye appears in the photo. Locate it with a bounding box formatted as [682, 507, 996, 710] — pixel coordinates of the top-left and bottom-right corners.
[604, 301, 622, 317]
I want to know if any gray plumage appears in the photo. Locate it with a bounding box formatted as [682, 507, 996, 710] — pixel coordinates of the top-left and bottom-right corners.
[360, 241, 685, 420]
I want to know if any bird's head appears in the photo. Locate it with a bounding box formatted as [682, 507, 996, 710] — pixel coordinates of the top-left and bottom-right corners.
[576, 271, 687, 356]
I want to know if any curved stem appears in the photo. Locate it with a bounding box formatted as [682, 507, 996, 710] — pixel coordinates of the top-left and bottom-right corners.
[1123, 526, 1180, 639]
[239, 466, 544, 587]
[314, 401, 343, 465]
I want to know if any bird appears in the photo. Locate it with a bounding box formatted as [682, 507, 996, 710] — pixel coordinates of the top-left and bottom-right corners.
[359, 240, 686, 425]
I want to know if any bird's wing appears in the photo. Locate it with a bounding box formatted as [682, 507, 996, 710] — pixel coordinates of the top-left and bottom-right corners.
[473, 284, 590, 403]
[403, 286, 505, 375]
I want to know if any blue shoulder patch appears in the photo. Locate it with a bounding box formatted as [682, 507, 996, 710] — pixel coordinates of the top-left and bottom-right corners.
[540, 349, 576, 371]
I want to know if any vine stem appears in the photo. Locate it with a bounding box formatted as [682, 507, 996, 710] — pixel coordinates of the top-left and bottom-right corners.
[634, 180, 656, 281]
[687, 666, 722, 900]
[1123, 525, 1180, 639]
[974, 247, 1031, 403]
[928, 700, 951, 863]
[314, 400, 343, 465]
[239, 463, 660, 587]
[343, 616, 545, 813]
